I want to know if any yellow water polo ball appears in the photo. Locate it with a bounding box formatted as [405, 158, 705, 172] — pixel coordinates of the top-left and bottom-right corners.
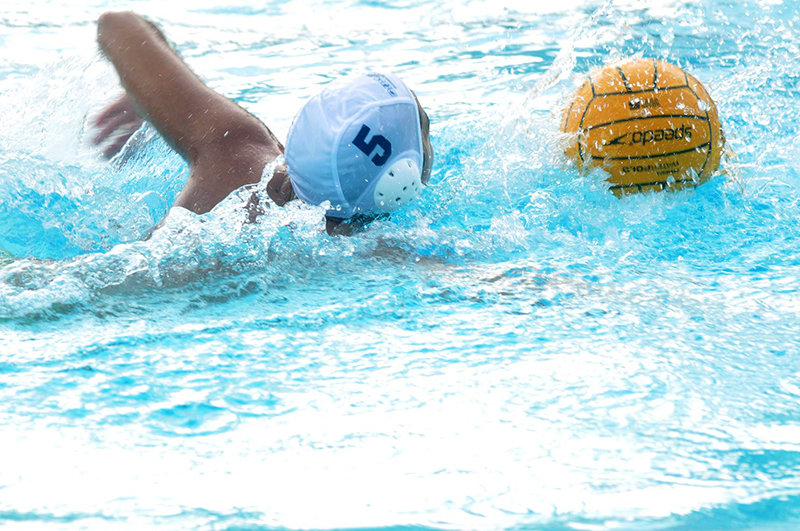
[561, 58, 725, 195]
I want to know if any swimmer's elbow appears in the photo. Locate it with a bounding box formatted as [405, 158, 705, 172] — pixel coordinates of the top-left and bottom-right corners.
[97, 11, 140, 48]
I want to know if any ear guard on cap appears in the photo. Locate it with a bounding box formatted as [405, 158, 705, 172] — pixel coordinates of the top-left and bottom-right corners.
[373, 158, 422, 212]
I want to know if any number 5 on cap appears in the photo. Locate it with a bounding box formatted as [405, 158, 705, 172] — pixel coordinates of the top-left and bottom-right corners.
[353, 125, 392, 166]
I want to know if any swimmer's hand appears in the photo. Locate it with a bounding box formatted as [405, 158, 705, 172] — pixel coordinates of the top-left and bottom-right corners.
[92, 94, 144, 158]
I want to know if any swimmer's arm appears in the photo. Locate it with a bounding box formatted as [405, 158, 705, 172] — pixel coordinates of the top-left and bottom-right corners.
[96, 11, 282, 213]
[91, 18, 169, 158]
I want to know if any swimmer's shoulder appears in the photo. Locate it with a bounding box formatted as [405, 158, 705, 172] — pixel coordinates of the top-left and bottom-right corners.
[175, 110, 284, 215]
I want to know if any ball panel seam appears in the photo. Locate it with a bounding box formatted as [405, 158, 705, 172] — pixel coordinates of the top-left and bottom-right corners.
[585, 114, 711, 132]
[683, 70, 713, 178]
[591, 143, 711, 161]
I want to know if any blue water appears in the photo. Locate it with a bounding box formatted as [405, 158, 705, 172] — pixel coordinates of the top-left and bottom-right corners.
[2, 0, 800, 530]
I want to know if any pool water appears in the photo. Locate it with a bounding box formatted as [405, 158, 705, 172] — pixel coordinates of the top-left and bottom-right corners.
[2, 0, 800, 530]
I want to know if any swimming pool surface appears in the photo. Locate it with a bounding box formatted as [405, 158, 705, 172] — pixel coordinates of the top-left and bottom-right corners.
[2, 0, 800, 530]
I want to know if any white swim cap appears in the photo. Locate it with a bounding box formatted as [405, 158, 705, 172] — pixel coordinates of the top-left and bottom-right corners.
[285, 72, 424, 219]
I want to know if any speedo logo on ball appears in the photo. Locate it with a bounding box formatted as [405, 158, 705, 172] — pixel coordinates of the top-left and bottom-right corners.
[606, 124, 694, 147]
[628, 97, 661, 111]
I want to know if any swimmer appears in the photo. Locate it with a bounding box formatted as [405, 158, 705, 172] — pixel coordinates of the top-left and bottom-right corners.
[93, 12, 433, 235]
